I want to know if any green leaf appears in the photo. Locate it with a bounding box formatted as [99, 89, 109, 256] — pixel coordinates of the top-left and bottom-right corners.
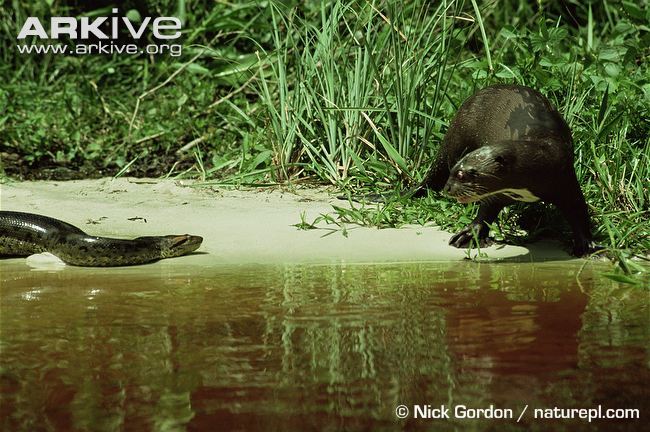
[597, 84, 609, 126]
[499, 26, 518, 39]
[621, 1, 645, 20]
[176, 0, 187, 25]
[361, 112, 409, 174]
[174, 63, 210, 75]
[601, 272, 641, 285]
[598, 47, 625, 61]
[248, 150, 273, 169]
[126, 9, 142, 23]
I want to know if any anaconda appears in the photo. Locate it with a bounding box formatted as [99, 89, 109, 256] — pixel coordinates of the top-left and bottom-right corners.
[0, 211, 203, 266]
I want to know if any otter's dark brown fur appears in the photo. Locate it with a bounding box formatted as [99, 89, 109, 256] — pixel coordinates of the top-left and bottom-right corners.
[415, 84, 595, 256]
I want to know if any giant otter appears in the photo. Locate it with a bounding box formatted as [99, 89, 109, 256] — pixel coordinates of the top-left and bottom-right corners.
[415, 84, 596, 256]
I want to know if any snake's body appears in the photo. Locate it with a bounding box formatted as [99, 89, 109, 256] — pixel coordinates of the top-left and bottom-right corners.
[0, 211, 202, 266]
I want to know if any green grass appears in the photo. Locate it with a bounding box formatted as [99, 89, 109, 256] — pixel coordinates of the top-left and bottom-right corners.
[1, 0, 648, 273]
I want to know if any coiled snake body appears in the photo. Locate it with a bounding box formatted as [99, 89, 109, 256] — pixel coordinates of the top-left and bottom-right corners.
[0, 211, 202, 266]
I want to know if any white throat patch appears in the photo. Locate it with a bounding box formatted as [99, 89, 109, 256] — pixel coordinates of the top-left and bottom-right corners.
[499, 188, 540, 202]
[459, 188, 541, 203]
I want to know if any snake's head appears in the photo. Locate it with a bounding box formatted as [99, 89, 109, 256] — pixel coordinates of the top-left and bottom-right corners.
[159, 234, 203, 258]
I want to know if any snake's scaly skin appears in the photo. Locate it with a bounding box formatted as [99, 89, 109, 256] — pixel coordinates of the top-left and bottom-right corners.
[0, 211, 202, 266]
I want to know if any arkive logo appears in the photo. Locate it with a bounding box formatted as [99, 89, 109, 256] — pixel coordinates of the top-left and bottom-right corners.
[17, 8, 181, 40]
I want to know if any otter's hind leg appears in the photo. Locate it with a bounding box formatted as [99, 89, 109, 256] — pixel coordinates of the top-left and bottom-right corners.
[449, 195, 512, 248]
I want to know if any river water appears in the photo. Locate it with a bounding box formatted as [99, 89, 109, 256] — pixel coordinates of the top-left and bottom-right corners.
[1, 260, 648, 431]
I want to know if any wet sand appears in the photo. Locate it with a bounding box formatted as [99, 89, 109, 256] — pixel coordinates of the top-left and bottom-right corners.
[0, 178, 573, 266]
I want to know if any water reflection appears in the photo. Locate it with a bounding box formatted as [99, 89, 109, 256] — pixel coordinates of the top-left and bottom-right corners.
[1, 261, 648, 431]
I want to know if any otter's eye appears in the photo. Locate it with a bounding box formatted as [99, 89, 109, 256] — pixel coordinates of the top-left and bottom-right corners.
[456, 170, 465, 180]
[495, 155, 506, 165]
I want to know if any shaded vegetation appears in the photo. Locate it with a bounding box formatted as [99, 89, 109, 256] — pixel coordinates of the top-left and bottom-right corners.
[1, 0, 648, 262]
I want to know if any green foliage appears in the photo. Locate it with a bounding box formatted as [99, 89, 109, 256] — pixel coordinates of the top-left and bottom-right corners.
[0, 0, 648, 261]
[253, 1, 456, 184]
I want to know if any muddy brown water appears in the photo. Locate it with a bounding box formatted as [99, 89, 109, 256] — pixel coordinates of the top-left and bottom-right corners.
[1, 260, 648, 431]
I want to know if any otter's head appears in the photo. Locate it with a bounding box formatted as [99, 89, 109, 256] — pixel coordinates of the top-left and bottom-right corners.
[443, 144, 539, 203]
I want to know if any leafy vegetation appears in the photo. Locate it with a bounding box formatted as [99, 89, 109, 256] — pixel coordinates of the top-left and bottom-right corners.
[1, 0, 648, 264]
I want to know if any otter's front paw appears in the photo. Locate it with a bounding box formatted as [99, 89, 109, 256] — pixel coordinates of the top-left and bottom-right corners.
[449, 223, 492, 248]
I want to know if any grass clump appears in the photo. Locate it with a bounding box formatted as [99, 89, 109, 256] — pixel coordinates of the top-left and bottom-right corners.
[253, 1, 457, 185]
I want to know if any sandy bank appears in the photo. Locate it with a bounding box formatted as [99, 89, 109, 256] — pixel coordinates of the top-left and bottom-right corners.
[1, 178, 573, 266]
